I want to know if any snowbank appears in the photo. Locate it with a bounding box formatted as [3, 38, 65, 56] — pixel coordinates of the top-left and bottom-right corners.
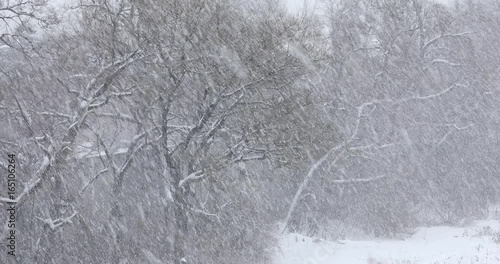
[275, 220, 500, 264]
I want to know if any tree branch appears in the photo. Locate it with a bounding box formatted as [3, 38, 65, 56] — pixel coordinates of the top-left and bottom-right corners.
[178, 170, 206, 188]
[36, 211, 78, 231]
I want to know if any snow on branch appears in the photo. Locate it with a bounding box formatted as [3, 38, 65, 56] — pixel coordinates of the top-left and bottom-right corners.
[94, 112, 137, 123]
[79, 168, 109, 196]
[0, 139, 18, 147]
[348, 142, 397, 152]
[436, 124, 475, 146]
[346, 81, 463, 111]
[0, 155, 49, 204]
[116, 131, 148, 176]
[12, 94, 34, 136]
[332, 175, 386, 184]
[409, 84, 457, 101]
[192, 208, 222, 224]
[0, 52, 144, 207]
[34, 111, 72, 119]
[282, 146, 345, 233]
[221, 77, 265, 98]
[282, 99, 391, 233]
[36, 211, 78, 231]
[423, 32, 474, 52]
[178, 170, 206, 188]
[85, 50, 143, 97]
[109, 91, 133, 97]
[232, 154, 266, 163]
[430, 59, 463, 67]
[93, 130, 120, 174]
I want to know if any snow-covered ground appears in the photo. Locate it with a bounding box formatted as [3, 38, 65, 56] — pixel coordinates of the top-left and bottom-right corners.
[275, 220, 500, 264]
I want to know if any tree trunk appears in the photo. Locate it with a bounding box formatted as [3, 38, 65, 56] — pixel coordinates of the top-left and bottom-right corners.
[170, 167, 189, 263]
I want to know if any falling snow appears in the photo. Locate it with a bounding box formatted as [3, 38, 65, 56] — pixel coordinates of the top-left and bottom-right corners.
[1, 0, 500, 263]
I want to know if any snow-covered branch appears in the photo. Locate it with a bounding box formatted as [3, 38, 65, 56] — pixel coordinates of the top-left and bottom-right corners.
[436, 124, 475, 146]
[109, 91, 133, 97]
[0, 139, 19, 147]
[332, 175, 386, 184]
[430, 59, 463, 67]
[80, 168, 109, 196]
[178, 170, 206, 188]
[348, 142, 397, 151]
[191, 208, 221, 223]
[0, 52, 142, 205]
[282, 147, 346, 233]
[282, 96, 399, 233]
[36, 211, 78, 231]
[85, 50, 143, 97]
[232, 154, 266, 163]
[13, 94, 34, 136]
[93, 130, 120, 174]
[423, 32, 474, 52]
[115, 131, 149, 176]
[14, 173, 44, 203]
[31, 111, 72, 119]
[94, 112, 138, 123]
[0, 156, 49, 204]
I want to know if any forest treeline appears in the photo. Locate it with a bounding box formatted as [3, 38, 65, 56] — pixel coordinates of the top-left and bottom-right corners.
[1, 0, 500, 263]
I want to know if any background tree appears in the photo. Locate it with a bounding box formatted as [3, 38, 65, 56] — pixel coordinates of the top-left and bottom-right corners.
[3, 0, 500, 263]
